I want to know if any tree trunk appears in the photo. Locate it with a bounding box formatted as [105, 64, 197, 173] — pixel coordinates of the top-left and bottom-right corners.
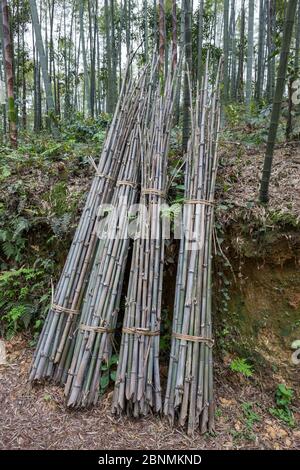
[266, 0, 276, 102]
[32, 23, 41, 132]
[174, 0, 184, 125]
[255, 0, 265, 102]
[236, 0, 245, 102]
[88, 0, 96, 117]
[229, 0, 236, 100]
[197, 0, 204, 85]
[49, 0, 54, 93]
[144, 0, 149, 62]
[223, 0, 229, 103]
[0, 2, 7, 140]
[246, 0, 254, 110]
[295, 1, 300, 75]
[104, 0, 112, 112]
[286, 77, 293, 140]
[1, 0, 17, 147]
[29, 0, 59, 138]
[259, 0, 298, 203]
[153, 0, 158, 50]
[171, 0, 177, 72]
[159, 0, 165, 75]
[124, 0, 130, 56]
[118, 0, 122, 92]
[79, 0, 91, 116]
[110, 0, 118, 111]
[22, 20, 26, 129]
[182, 0, 192, 151]
[15, 0, 20, 127]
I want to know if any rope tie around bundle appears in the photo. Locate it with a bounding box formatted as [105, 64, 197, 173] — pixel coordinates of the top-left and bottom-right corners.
[51, 304, 79, 316]
[172, 331, 215, 348]
[122, 327, 160, 337]
[88, 156, 115, 182]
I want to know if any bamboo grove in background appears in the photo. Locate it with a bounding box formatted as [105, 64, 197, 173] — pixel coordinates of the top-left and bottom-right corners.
[1, 1, 298, 203]
[1, 1, 299, 149]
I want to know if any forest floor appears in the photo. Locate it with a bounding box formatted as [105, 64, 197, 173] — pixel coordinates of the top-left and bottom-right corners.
[217, 139, 300, 222]
[0, 335, 299, 450]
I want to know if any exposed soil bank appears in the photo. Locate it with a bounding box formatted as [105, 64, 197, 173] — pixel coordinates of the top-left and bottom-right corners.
[216, 229, 300, 385]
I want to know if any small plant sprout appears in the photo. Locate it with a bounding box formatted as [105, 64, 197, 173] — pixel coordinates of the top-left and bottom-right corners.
[230, 358, 254, 378]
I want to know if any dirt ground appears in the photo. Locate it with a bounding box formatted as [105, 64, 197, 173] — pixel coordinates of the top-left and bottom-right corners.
[217, 140, 300, 222]
[0, 336, 299, 450]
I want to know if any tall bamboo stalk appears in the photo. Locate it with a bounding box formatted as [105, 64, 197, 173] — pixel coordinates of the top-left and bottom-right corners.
[1, 0, 17, 147]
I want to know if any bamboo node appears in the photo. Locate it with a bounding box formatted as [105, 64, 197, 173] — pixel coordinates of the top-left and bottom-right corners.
[172, 332, 214, 348]
[51, 304, 79, 316]
[122, 327, 160, 336]
[79, 324, 115, 334]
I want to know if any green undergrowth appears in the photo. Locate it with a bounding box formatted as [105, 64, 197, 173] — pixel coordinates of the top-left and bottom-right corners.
[269, 384, 295, 427]
[0, 123, 105, 337]
[0, 267, 51, 338]
[222, 101, 286, 147]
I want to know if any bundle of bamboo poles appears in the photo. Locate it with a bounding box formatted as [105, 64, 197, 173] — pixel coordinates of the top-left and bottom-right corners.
[29, 64, 148, 383]
[164, 60, 222, 435]
[112, 68, 177, 417]
[63, 60, 160, 407]
[63, 121, 141, 407]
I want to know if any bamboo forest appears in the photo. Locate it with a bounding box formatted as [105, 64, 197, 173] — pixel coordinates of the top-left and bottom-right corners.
[0, 0, 300, 455]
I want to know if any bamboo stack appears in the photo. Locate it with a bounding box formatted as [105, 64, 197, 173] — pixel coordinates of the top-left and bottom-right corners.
[164, 60, 222, 435]
[29, 64, 148, 383]
[63, 121, 141, 407]
[111, 68, 177, 417]
[63, 60, 160, 407]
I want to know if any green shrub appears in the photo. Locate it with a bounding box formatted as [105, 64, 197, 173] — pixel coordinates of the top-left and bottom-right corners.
[100, 354, 118, 395]
[230, 358, 254, 377]
[62, 113, 111, 143]
[0, 267, 51, 337]
[269, 384, 295, 427]
[0, 217, 30, 264]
